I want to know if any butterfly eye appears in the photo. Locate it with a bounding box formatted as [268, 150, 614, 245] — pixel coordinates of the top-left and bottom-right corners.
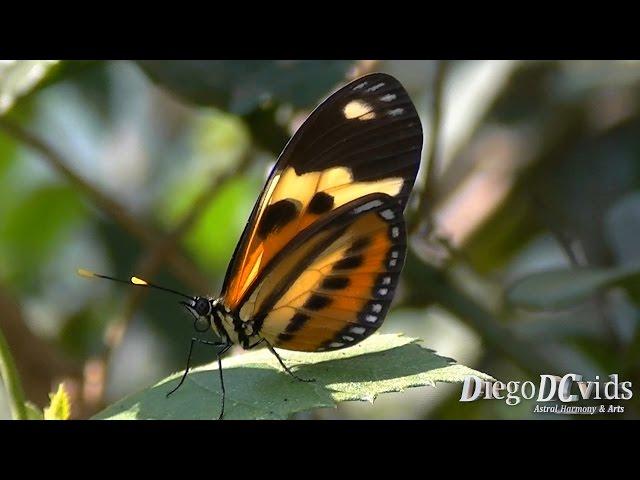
[194, 297, 211, 316]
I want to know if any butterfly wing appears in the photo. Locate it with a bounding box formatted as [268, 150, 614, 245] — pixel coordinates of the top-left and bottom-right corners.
[220, 73, 422, 311]
[243, 193, 406, 351]
[265, 195, 407, 351]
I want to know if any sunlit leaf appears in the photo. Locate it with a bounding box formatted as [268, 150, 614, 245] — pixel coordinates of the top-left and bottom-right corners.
[44, 383, 71, 420]
[95, 334, 493, 420]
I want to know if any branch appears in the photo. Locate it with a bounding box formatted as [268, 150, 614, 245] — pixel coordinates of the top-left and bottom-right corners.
[0, 118, 148, 241]
[0, 118, 211, 293]
[409, 60, 449, 235]
[0, 115, 259, 416]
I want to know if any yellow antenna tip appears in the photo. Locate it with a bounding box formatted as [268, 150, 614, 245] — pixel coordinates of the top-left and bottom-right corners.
[131, 276, 148, 286]
[77, 268, 96, 278]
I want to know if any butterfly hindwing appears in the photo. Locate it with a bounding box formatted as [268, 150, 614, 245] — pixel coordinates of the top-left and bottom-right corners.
[221, 73, 422, 314]
[262, 195, 406, 351]
[246, 193, 407, 352]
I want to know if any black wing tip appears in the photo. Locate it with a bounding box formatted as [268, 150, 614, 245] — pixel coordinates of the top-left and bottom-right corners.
[348, 72, 403, 85]
[342, 73, 410, 96]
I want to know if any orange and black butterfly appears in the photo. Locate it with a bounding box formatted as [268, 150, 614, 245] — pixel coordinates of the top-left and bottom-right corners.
[80, 73, 423, 418]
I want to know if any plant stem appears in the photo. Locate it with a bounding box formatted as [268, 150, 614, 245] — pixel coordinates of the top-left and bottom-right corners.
[0, 326, 28, 420]
[409, 60, 449, 235]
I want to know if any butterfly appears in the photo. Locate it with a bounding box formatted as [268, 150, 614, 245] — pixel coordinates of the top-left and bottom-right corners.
[80, 72, 423, 419]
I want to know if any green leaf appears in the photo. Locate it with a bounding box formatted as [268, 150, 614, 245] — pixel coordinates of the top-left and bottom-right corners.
[24, 402, 44, 420]
[506, 264, 640, 311]
[137, 60, 354, 115]
[0, 60, 59, 115]
[44, 383, 71, 420]
[94, 333, 493, 420]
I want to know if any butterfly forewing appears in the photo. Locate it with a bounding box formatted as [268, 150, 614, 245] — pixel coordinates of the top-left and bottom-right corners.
[219, 73, 422, 350]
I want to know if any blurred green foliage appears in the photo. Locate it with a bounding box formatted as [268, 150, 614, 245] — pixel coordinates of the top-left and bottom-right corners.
[1, 185, 86, 288]
[1, 60, 640, 420]
[506, 264, 640, 310]
[138, 60, 354, 154]
[138, 60, 354, 114]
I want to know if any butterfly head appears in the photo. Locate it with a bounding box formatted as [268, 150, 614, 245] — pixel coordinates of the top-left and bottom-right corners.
[180, 296, 219, 332]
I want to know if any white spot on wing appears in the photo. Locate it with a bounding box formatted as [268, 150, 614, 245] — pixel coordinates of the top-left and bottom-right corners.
[350, 326, 366, 334]
[371, 303, 383, 313]
[329, 342, 344, 348]
[353, 82, 367, 90]
[391, 226, 399, 238]
[391, 251, 399, 258]
[380, 209, 395, 220]
[367, 82, 385, 92]
[388, 108, 404, 117]
[353, 199, 383, 214]
[380, 93, 396, 102]
[381, 277, 391, 285]
[365, 314, 377, 323]
[389, 259, 397, 267]
[342, 335, 354, 342]
[378, 288, 389, 296]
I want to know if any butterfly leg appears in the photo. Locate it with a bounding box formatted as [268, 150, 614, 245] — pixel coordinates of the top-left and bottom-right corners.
[215, 343, 232, 420]
[246, 337, 265, 349]
[166, 338, 228, 398]
[264, 340, 315, 383]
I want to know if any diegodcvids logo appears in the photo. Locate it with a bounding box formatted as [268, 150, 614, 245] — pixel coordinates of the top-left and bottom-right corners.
[460, 374, 632, 412]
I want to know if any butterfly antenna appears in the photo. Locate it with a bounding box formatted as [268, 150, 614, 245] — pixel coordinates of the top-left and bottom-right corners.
[77, 268, 194, 300]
